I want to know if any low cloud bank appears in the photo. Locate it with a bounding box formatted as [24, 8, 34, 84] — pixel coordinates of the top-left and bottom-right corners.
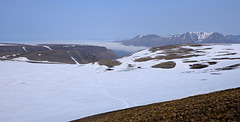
[81, 41, 147, 52]
[1, 40, 147, 53]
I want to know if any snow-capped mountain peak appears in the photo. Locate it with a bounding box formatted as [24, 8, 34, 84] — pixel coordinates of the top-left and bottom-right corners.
[134, 34, 145, 39]
[187, 32, 214, 40]
[122, 31, 239, 47]
[167, 33, 181, 38]
[168, 32, 214, 41]
[181, 32, 215, 43]
[134, 34, 160, 39]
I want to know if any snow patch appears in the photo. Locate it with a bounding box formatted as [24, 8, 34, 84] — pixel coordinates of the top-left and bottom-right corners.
[63, 45, 83, 47]
[22, 47, 27, 52]
[0, 43, 14, 46]
[70, 57, 80, 65]
[12, 57, 29, 61]
[43, 45, 52, 50]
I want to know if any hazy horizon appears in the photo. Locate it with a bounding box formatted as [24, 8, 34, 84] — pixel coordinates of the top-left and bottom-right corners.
[1, 0, 240, 42]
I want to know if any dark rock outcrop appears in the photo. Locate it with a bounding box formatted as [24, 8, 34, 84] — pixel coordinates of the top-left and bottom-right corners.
[0, 43, 119, 64]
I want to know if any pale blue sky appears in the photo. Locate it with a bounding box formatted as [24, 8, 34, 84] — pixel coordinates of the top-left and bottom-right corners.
[0, 0, 240, 42]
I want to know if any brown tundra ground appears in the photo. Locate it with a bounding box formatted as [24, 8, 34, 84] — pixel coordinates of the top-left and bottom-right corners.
[73, 87, 240, 122]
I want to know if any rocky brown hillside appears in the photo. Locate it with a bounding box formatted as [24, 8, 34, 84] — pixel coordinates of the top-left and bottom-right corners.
[73, 87, 240, 122]
[0, 43, 119, 64]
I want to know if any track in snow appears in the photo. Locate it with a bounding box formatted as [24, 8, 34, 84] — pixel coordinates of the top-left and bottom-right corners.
[96, 73, 130, 108]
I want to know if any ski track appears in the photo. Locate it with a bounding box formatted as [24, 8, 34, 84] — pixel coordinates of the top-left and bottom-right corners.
[96, 72, 129, 108]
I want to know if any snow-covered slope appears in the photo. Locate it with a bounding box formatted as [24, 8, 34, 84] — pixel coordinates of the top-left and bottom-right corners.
[181, 32, 214, 43]
[0, 44, 240, 122]
[189, 32, 213, 40]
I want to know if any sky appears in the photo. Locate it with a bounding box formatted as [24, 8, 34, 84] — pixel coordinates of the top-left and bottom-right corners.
[0, 0, 240, 42]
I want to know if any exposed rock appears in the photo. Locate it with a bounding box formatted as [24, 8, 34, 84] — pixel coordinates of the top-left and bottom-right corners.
[0, 44, 119, 64]
[190, 64, 208, 69]
[183, 60, 198, 63]
[98, 59, 122, 68]
[152, 61, 176, 69]
[207, 61, 217, 65]
[215, 63, 240, 71]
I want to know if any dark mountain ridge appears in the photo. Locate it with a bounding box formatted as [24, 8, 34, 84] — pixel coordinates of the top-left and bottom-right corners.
[226, 35, 240, 41]
[0, 43, 119, 64]
[121, 32, 240, 47]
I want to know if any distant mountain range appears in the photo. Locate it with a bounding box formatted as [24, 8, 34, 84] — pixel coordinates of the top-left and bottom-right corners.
[120, 32, 240, 47]
[0, 43, 119, 64]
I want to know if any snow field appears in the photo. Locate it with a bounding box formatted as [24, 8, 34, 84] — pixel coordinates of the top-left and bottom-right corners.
[0, 44, 240, 122]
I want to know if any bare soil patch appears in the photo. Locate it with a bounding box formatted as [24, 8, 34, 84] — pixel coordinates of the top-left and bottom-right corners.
[184, 44, 207, 47]
[134, 54, 200, 62]
[134, 56, 153, 62]
[164, 54, 200, 60]
[98, 59, 122, 67]
[202, 48, 212, 50]
[183, 60, 198, 63]
[152, 61, 176, 69]
[207, 61, 217, 65]
[212, 57, 240, 60]
[215, 63, 240, 71]
[216, 53, 237, 56]
[189, 63, 208, 69]
[135, 46, 201, 62]
[211, 73, 222, 75]
[149, 45, 179, 52]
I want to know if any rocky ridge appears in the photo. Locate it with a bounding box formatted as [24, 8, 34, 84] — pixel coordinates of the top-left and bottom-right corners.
[0, 43, 119, 64]
[121, 32, 240, 47]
